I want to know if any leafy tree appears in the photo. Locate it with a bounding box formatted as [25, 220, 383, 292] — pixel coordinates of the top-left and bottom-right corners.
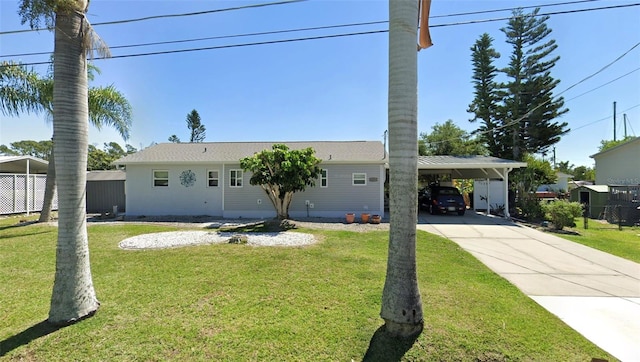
[555, 160, 573, 175]
[168, 135, 181, 143]
[467, 33, 503, 156]
[88, 142, 136, 170]
[572, 165, 595, 181]
[19, 0, 109, 325]
[598, 136, 635, 152]
[0, 140, 53, 159]
[499, 8, 569, 160]
[186, 109, 206, 142]
[419, 120, 487, 156]
[380, 0, 423, 337]
[239, 144, 321, 220]
[512, 154, 557, 194]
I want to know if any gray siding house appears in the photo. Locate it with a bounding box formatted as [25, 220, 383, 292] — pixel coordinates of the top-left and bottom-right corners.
[591, 137, 640, 186]
[114, 141, 387, 219]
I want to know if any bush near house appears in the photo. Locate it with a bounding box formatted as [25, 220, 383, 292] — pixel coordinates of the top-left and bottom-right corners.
[543, 200, 583, 230]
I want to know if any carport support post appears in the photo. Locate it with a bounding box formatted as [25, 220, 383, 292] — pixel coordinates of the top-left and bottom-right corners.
[503, 168, 511, 218]
[25, 158, 30, 216]
[485, 178, 490, 215]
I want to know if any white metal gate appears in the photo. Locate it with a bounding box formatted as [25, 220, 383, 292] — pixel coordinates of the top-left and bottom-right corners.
[0, 174, 58, 215]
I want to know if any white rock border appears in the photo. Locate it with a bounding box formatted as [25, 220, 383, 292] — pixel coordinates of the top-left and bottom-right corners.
[118, 230, 317, 250]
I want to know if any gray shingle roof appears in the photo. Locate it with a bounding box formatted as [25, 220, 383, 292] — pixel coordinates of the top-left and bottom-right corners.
[114, 141, 387, 165]
[86, 170, 126, 181]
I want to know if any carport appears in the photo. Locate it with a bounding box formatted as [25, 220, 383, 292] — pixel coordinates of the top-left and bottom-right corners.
[417, 156, 527, 217]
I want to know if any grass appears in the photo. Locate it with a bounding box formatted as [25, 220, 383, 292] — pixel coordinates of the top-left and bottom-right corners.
[0, 216, 615, 361]
[559, 218, 640, 263]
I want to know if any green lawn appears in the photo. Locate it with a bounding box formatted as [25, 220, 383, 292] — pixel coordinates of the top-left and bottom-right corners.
[562, 218, 640, 263]
[0, 216, 614, 361]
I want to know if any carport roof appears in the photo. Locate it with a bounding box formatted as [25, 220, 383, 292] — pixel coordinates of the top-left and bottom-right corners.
[416, 155, 527, 179]
[0, 155, 49, 174]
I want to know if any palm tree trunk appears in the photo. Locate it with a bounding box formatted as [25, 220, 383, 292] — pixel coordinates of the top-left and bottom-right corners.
[38, 148, 56, 222]
[380, 0, 423, 337]
[48, 7, 99, 325]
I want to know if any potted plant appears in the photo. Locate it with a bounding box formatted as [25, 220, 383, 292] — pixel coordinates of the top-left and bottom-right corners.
[370, 214, 381, 224]
[361, 213, 370, 223]
[345, 213, 355, 224]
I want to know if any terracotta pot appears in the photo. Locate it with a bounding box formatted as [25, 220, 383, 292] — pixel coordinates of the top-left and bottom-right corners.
[370, 215, 381, 224]
[345, 213, 355, 224]
[361, 213, 370, 223]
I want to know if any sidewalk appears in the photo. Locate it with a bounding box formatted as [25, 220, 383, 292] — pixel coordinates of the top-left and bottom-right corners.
[417, 212, 640, 362]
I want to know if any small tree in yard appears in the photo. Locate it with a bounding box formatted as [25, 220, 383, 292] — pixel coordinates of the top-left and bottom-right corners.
[240, 144, 321, 220]
[542, 200, 583, 230]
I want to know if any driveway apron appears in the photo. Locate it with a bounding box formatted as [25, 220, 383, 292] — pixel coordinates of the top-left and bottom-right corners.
[417, 212, 640, 362]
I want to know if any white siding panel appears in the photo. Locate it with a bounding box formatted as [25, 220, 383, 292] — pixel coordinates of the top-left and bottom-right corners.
[223, 164, 385, 218]
[125, 164, 223, 216]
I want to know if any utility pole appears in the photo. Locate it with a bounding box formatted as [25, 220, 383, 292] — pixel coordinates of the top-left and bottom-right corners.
[613, 101, 617, 141]
[624, 113, 628, 138]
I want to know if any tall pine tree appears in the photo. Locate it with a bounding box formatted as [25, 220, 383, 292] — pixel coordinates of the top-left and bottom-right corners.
[500, 8, 568, 161]
[467, 33, 503, 157]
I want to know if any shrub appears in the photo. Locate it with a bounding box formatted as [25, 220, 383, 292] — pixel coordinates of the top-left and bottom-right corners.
[516, 194, 545, 221]
[542, 201, 583, 230]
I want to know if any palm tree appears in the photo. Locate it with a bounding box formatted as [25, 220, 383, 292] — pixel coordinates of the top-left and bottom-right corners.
[38, 68, 132, 222]
[0, 61, 43, 117]
[19, 0, 111, 325]
[380, 0, 423, 337]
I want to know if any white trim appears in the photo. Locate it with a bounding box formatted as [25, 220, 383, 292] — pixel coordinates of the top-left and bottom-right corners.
[352, 172, 367, 186]
[207, 169, 219, 187]
[153, 169, 169, 187]
[320, 169, 328, 188]
[229, 169, 243, 188]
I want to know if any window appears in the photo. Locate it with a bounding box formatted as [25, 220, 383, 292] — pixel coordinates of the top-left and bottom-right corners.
[207, 170, 219, 187]
[352, 173, 367, 186]
[153, 170, 169, 187]
[230, 169, 243, 187]
[320, 169, 328, 188]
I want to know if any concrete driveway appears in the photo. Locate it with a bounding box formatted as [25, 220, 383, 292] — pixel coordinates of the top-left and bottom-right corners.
[417, 211, 640, 362]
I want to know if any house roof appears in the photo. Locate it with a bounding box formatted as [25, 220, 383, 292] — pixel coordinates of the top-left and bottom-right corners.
[0, 155, 49, 174]
[590, 136, 640, 159]
[86, 170, 126, 181]
[416, 155, 527, 179]
[114, 141, 387, 165]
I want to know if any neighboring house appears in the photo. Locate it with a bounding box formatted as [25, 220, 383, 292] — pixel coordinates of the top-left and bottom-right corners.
[114, 141, 387, 219]
[86, 170, 126, 214]
[537, 171, 572, 193]
[569, 184, 609, 219]
[0, 155, 57, 215]
[591, 137, 640, 186]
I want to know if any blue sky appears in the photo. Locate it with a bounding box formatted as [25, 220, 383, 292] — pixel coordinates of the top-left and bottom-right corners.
[1, 0, 639, 168]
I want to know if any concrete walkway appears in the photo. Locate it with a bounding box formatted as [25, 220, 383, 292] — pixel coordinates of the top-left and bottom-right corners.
[417, 212, 640, 362]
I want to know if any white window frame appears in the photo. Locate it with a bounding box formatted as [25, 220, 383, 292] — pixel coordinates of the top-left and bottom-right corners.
[207, 170, 219, 187]
[153, 170, 169, 187]
[352, 172, 367, 186]
[320, 169, 328, 188]
[230, 169, 243, 188]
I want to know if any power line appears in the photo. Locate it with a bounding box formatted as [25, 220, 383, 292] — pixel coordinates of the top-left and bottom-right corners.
[570, 104, 640, 132]
[0, 0, 620, 36]
[2, 3, 639, 65]
[0, 0, 306, 35]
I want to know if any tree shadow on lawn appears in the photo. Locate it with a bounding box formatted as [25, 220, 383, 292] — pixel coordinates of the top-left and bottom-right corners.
[362, 325, 421, 362]
[0, 320, 63, 357]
